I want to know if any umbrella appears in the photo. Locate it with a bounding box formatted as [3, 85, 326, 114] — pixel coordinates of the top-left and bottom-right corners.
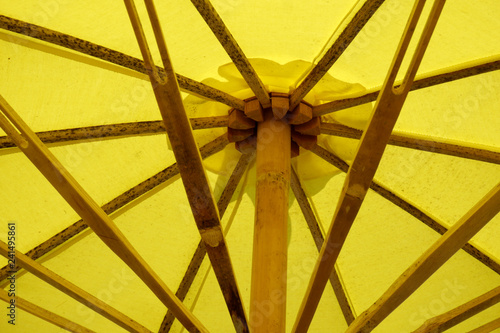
[0, 0, 499, 332]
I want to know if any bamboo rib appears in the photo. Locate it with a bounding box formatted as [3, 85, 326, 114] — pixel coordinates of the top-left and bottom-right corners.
[0, 117, 229, 149]
[320, 122, 500, 164]
[412, 285, 500, 333]
[309, 143, 500, 275]
[0, 241, 152, 333]
[125, 0, 248, 331]
[312, 60, 500, 117]
[0, 289, 95, 333]
[290, 166, 355, 325]
[467, 317, 500, 333]
[190, 0, 271, 108]
[159, 153, 254, 333]
[292, 1, 446, 331]
[289, 0, 385, 110]
[0, 134, 229, 284]
[0, 93, 207, 332]
[0, 15, 245, 110]
[346, 182, 500, 333]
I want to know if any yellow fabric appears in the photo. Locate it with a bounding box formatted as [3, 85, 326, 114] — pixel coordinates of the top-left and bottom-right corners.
[186, 58, 368, 180]
[0, 0, 499, 332]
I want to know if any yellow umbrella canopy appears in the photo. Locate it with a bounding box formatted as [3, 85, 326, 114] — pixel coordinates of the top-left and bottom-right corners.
[0, 0, 499, 332]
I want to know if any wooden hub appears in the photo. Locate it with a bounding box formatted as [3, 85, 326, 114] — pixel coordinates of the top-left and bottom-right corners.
[228, 93, 320, 157]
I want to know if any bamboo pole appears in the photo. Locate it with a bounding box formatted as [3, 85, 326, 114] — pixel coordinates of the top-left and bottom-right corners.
[0, 15, 245, 110]
[250, 109, 291, 332]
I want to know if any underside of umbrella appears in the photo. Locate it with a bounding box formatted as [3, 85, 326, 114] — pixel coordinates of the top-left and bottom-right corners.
[0, 0, 499, 332]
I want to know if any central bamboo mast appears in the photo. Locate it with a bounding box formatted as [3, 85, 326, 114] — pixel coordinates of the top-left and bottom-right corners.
[250, 108, 291, 332]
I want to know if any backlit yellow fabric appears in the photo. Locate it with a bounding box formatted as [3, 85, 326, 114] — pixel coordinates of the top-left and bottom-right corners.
[0, 0, 499, 332]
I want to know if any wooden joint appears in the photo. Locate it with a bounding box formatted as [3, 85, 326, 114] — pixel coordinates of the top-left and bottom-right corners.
[244, 97, 264, 122]
[271, 92, 290, 120]
[228, 108, 256, 130]
[236, 94, 319, 157]
[227, 127, 255, 143]
[294, 117, 320, 136]
[235, 134, 257, 154]
[288, 101, 312, 125]
[292, 130, 317, 150]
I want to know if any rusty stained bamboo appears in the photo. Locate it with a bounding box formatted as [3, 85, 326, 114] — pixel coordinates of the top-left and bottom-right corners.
[0, 117, 229, 149]
[289, 166, 355, 325]
[309, 143, 500, 275]
[250, 110, 291, 332]
[319, 122, 500, 165]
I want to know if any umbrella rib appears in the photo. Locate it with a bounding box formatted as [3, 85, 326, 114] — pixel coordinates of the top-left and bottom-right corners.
[467, 317, 500, 333]
[292, 1, 446, 330]
[290, 166, 355, 325]
[190, 0, 271, 108]
[289, 0, 386, 110]
[0, 289, 95, 333]
[310, 144, 500, 275]
[345, 182, 500, 333]
[0, 15, 244, 110]
[320, 121, 500, 164]
[0, 96, 208, 332]
[312, 59, 500, 117]
[411, 285, 500, 333]
[0, 241, 152, 333]
[159, 152, 254, 333]
[0, 117, 229, 149]
[0, 134, 228, 283]
[124, 1, 249, 331]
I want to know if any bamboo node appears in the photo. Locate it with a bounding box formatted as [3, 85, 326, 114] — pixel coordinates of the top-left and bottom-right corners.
[346, 183, 366, 201]
[200, 226, 223, 248]
[256, 172, 289, 189]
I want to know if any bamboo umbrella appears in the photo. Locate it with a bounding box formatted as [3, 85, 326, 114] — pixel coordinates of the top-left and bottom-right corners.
[0, 0, 499, 332]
